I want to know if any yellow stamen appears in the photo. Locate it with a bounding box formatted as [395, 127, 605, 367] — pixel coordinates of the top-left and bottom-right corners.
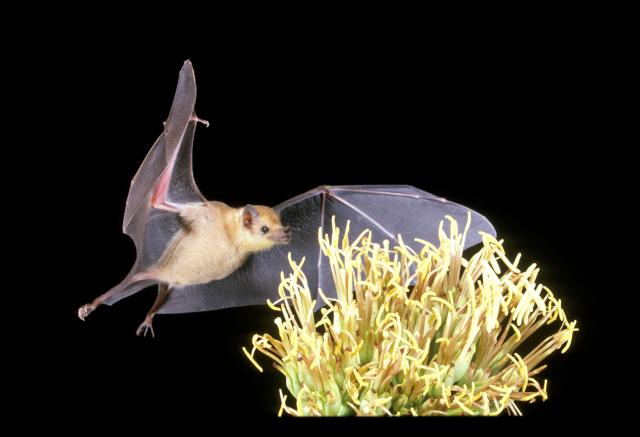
[510, 323, 522, 342]
[242, 347, 263, 373]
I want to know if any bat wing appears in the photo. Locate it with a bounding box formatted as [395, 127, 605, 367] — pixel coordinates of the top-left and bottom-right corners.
[159, 185, 495, 314]
[105, 60, 206, 304]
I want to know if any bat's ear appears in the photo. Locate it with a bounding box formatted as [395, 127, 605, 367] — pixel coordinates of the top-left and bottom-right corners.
[242, 204, 259, 229]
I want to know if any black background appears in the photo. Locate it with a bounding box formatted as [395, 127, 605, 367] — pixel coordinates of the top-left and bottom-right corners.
[28, 18, 613, 433]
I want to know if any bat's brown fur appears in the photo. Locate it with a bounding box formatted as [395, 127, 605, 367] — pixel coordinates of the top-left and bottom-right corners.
[152, 202, 289, 285]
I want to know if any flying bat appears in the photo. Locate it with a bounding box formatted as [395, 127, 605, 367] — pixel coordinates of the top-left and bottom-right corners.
[78, 60, 496, 336]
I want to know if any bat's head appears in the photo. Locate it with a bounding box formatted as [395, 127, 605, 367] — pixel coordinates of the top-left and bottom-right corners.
[241, 204, 290, 252]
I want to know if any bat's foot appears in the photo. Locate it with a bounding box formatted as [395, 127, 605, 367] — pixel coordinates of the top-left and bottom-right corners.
[78, 304, 96, 321]
[136, 319, 155, 338]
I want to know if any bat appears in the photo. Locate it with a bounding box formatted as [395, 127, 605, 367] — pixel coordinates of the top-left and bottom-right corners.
[78, 60, 496, 336]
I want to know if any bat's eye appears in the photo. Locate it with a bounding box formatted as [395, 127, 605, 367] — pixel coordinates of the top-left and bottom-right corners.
[261, 225, 270, 235]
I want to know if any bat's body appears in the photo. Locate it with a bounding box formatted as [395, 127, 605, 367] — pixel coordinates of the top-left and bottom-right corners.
[153, 202, 288, 286]
[154, 203, 242, 286]
[78, 60, 496, 336]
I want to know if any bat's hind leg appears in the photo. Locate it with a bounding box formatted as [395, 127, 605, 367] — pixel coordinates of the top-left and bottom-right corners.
[78, 272, 156, 320]
[136, 283, 171, 338]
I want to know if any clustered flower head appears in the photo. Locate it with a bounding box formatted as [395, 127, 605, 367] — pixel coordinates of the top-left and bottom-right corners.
[244, 215, 577, 416]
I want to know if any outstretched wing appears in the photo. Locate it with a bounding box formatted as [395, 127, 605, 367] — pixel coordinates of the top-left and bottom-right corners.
[319, 185, 494, 249]
[159, 184, 495, 314]
[102, 61, 206, 307]
[119, 60, 206, 272]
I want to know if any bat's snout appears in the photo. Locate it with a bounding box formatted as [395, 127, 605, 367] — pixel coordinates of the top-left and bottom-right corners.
[274, 226, 291, 244]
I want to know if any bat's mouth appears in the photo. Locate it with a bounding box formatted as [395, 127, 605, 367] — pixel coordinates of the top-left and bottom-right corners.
[270, 227, 291, 244]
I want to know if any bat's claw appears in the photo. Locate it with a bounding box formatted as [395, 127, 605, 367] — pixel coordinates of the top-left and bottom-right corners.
[78, 304, 95, 321]
[136, 320, 155, 338]
[190, 114, 209, 127]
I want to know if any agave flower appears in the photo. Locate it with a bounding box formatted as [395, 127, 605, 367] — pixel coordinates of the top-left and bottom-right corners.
[243, 215, 577, 416]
